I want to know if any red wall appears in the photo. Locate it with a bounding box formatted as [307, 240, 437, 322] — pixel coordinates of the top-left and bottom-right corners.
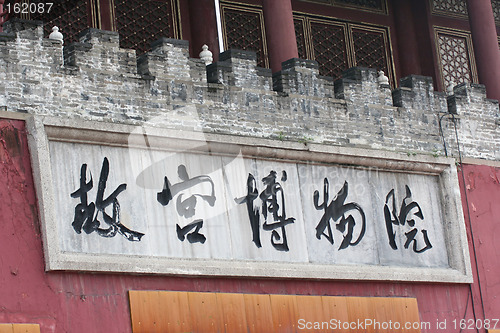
[459, 163, 500, 325]
[1, 118, 498, 332]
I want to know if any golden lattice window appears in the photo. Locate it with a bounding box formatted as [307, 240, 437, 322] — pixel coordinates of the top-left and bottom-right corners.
[24, 0, 90, 44]
[492, 0, 500, 24]
[431, 0, 468, 17]
[220, 2, 268, 68]
[219, 2, 393, 82]
[352, 27, 390, 79]
[114, 0, 179, 54]
[296, 0, 387, 14]
[335, 0, 384, 10]
[293, 14, 394, 84]
[309, 20, 349, 78]
[294, 17, 308, 60]
[435, 27, 478, 90]
[431, 0, 500, 25]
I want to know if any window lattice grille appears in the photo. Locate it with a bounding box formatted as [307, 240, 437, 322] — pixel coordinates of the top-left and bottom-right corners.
[431, 0, 500, 25]
[114, 0, 176, 54]
[310, 21, 348, 78]
[431, 0, 468, 16]
[294, 18, 308, 59]
[492, 0, 500, 23]
[334, 0, 383, 10]
[297, 0, 386, 13]
[437, 33, 473, 89]
[352, 28, 388, 76]
[28, 0, 89, 44]
[222, 6, 267, 68]
[293, 15, 393, 83]
[219, 3, 393, 82]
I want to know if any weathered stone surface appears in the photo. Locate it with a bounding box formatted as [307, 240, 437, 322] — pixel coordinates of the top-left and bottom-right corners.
[27, 117, 472, 283]
[447, 83, 500, 160]
[0, 24, 498, 161]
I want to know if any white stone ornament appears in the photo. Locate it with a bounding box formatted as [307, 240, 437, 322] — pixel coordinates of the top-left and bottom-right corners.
[49, 26, 64, 44]
[446, 82, 456, 95]
[199, 44, 213, 65]
[377, 70, 389, 85]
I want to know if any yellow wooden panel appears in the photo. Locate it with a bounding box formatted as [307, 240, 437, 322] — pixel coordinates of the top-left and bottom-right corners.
[243, 294, 274, 332]
[217, 292, 248, 333]
[296, 295, 331, 333]
[270, 294, 299, 333]
[388, 297, 421, 333]
[0, 325, 13, 333]
[128, 290, 144, 332]
[129, 291, 422, 333]
[129, 291, 194, 333]
[141, 290, 161, 332]
[157, 291, 192, 332]
[11, 325, 40, 333]
[187, 292, 222, 333]
[0, 324, 40, 333]
[129, 290, 158, 333]
[321, 296, 351, 332]
[347, 297, 373, 332]
[372, 296, 392, 324]
[343, 297, 421, 333]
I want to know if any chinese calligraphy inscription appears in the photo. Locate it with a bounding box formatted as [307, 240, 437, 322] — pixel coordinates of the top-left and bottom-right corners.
[236, 171, 295, 251]
[313, 180, 366, 250]
[38, 129, 469, 281]
[157, 164, 216, 244]
[62, 147, 448, 270]
[71, 157, 144, 241]
[384, 185, 433, 253]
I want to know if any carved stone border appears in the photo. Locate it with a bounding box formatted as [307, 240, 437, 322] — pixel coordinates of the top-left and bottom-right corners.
[27, 116, 473, 283]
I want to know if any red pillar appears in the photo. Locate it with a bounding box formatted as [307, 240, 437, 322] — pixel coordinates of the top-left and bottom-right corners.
[188, 0, 219, 61]
[466, 0, 500, 101]
[391, 0, 422, 78]
[0, 0, 5, 33]
[98, 0, 116, 31]
[262, 0, 298, 73]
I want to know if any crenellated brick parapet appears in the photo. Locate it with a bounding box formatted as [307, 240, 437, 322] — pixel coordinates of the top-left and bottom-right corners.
[334, 67, 392, 106]
[272, 58, 330, 98]
[447, 83, 500, 160]
[207, 49, 272, 90]
[138, 38, 192, 81]
[392, 75, 447, 112]
[64, 29, 138, 75]
[0, 20, 498, 161]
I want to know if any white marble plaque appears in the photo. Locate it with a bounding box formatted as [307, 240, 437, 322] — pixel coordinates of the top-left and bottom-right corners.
[28, 117, 473, 283]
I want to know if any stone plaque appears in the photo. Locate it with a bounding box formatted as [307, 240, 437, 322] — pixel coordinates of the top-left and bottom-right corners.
[28, 117, 472, 283]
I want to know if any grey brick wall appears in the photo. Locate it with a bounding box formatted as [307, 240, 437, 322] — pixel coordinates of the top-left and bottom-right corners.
[1, 19, 499, 161]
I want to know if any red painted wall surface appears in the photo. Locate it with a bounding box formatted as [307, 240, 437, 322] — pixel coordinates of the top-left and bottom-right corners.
[0, 118, 498, 332]
[459, 163, 500, 326]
